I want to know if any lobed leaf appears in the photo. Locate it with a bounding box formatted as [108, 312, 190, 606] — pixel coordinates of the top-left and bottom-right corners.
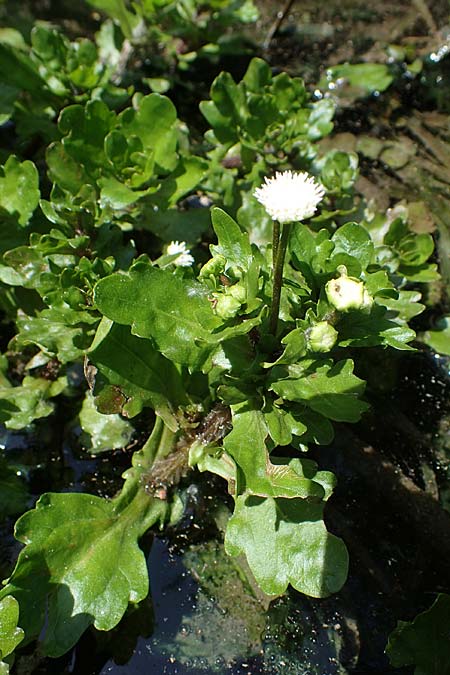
[387, 594, 450, 675]
[225, 494, 348, 597]
[271, 359, 369, 423]
[79, 391, 133, 454]
[0, 490, 165, 657]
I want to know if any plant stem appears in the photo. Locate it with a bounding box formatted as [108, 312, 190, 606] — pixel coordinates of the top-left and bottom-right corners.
[113, 415, 176, 512]
[272, 219, 280, 267]
[269, 222, 291, 335]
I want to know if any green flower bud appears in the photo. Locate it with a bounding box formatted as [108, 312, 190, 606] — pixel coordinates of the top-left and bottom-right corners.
[199, 254, 226, 278]
[215, 294, 241, 320]
[325, 270, 373, 312]
[307, 321, 338, 352]
[227, 283, 246, 304]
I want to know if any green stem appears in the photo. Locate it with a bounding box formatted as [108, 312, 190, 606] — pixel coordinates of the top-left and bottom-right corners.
[269, 222, 291, 336]
[141, 416, 177, 465]
[272, 219, 280, 267]
[113, 415, 177, 512]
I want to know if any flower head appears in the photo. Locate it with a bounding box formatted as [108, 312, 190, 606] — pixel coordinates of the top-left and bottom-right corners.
[166, 240, 194, 267]
[325, 267, 373, 312]
[254, 170, 325, 223]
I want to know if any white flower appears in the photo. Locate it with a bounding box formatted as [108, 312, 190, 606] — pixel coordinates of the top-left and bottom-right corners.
[254, 170, 325, 223]
[253, 171, 325, 223]
[166, 240, 194, 267]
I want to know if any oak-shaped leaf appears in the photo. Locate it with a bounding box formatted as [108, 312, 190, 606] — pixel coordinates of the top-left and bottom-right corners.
[0, 375, 67, 430]
[225, 494, 348, 598]
[387, 594, 450, 675]
[94, 264, 261, 371]
[0, 491, 165, 657]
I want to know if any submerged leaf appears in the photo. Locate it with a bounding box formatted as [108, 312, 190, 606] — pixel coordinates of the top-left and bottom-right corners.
[387, 594, 450, 675]
[79, 391, 133, 454]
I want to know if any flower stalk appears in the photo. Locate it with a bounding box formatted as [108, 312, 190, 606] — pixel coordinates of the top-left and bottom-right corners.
[272, 219, 280, 267]
[269, 222, 291, 335]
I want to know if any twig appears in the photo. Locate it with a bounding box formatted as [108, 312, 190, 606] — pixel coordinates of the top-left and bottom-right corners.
[263, 0, 297, 51]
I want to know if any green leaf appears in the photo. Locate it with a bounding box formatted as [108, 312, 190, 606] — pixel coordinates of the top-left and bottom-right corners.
[331, 222, 374, 270]
[0, 596, 24, 666]
[297, 409, 334, 445]
[210, 71, 246, 124]
[99, 175, 149, 209]
[267, 328, 307, 366]
[0, 459, 29, 518]
[223, 404, 325, 500]
[88, 319, 187, 423]
[0, 156, 40, 226]
[46, 142, 90, 194]
[337, 305, 417, 350]
[119, 94, 178, 173]
[94, 264, 221, 369]
[307, 98, 335, 140]
[422, 316, 450, 356]
[0, 43, 46, 96]
[79, 391, 133, 454]
[199, 100, 237, 144]
[57, 100, 115, 175]
[225, 494, 348, 597]
[0, 376, 67, 430]
[264, 402, 302, 446]
[321, 63, 393, 94]
[210, 207, 253, 272]
[376, 290, 424, 322]
[236, 190, 273, 248]
[290, 226, 334, 282]
[155, 156, 207, 208]
[271, 359, 369, 423]
[242, 57, 272, 92]
[141, 207, 211, 243]
[86, 0, 139, 39]
[13, 308, 99, 364]
[0, 83, 18, 126]
[0, 490, 165, 657]
[386, 594, 450, 675]
[319, 151, 359, 193]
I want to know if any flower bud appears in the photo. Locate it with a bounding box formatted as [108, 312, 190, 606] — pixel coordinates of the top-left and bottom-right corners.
[326, 270, 373, 312]
[199, 254, 226, 278]
[307, 322, 338, 352]
[214, 294, 241, 320]
[227, 284, 246, 304]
